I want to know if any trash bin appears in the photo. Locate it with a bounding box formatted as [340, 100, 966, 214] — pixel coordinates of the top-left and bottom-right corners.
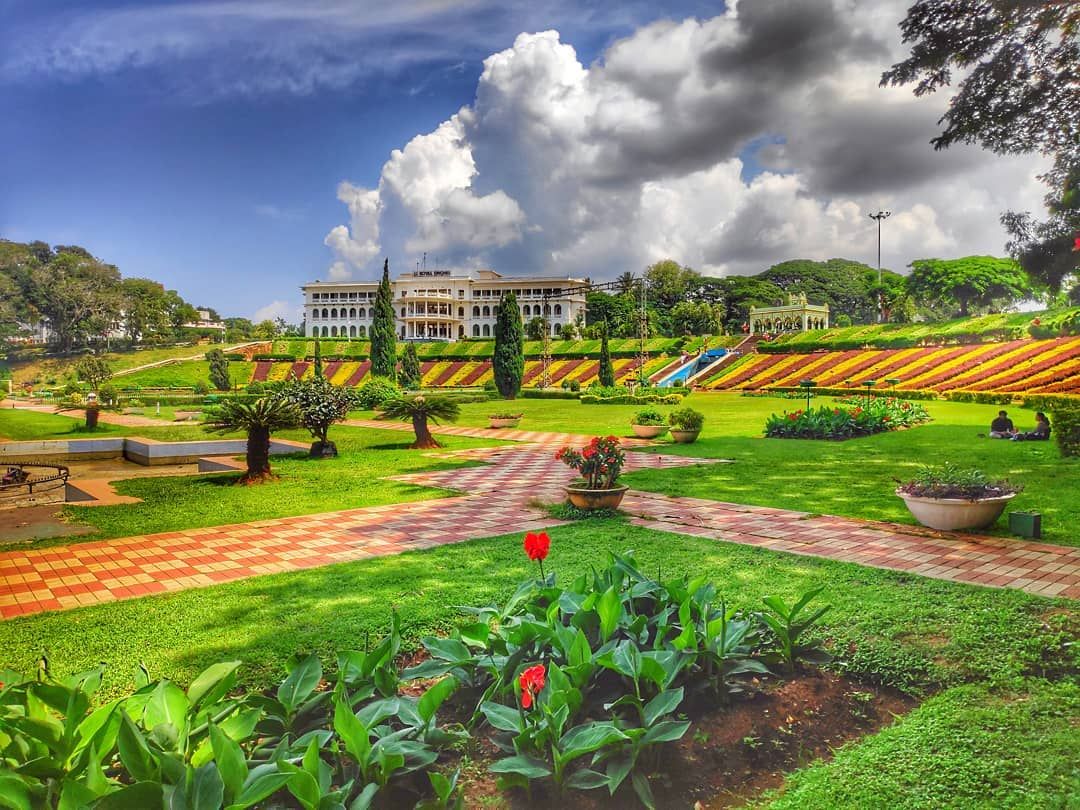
[1008, 511, 1041, 539]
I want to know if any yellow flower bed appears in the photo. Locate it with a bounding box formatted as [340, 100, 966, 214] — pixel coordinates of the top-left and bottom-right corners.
[770, 351, 848, 386]
[703, 354, 774, 388]
[446, 362, 480, 387]
[421, 361, 451, 387]
[968, 339, 1080, 390]
[739, 353, 812, 388]
[905, 342, 1021, 388]
[526, 360, 571, 387]
[330, 362, 360, 386]
[267, 362, 294, 382]
[843, 347, 927, 382]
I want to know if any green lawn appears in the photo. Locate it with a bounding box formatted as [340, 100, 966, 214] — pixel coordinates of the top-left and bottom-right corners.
[2, 427, 501, 550]
[1, 522, 1076, 807]
[0, 407, 226, 443]
[10, 344, 227, 386]
[446, 394, 1080, 546]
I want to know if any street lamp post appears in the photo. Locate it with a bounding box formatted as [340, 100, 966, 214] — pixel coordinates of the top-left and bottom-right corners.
[868, 210, 890, 322]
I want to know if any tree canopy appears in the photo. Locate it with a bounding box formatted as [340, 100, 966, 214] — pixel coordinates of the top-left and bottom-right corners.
[907, 256, 1032, 317]
[493, 291, 524, 398]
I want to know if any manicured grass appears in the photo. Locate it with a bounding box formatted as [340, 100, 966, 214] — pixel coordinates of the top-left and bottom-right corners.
[0, 408, 125, 440]
[2, 524, 1075, 807]
[18, 427, 500, 548]
[10, 344, 227, 386]
[2, 523, 1074, 698]
[759, 679, 1080, 809]
[446, 394, 1080, 546]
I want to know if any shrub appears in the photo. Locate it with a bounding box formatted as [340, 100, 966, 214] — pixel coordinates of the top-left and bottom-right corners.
[631, 406, 667, 426]
[522, 388, 579, 399]
[1052, 407, 1080, 457]
[272, 376, 358, 453]
[568, 379, 581, 392]
[355, 376, 400, 409]
[764, 398, 931, 439]
[192, 380, 210, 396]
[556, 435, 626, 489]
[669, 406, 705, 431]
[246, 380, 266, 394]
[483, 378, 498, 393]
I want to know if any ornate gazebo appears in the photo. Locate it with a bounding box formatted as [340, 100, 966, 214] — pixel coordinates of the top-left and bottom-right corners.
[749, 293, 829, 335]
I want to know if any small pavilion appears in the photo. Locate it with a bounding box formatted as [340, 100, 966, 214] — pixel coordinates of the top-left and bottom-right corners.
[749, 293, 829, 335]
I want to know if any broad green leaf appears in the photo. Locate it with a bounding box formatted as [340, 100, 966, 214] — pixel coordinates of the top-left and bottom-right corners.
[423, 637, 473, 664]
[210, 722, 247, 801]
[604, 750, 634, 795]
[631, 770, 656, 810]
[790, 586, 826, 619]
[567, 628, 592, 669]
[143, 681, 190, 740]
[480, 702, 522, 733]
[117, 714, 158, 782]
[228, 765, 292, 810]
[417, 677, 457, 724]
[94, 782, 164, 809]
[457, 622, 491, 648]
[277, 655, 322, 714]
[557, 722, 628, 764]
[597, 586, 621, 642]
[0, 775, 32, 810]
[643, 688, 684, 727]
[187, 661, 241, 708]
[641, 720, 690, 746]
[286, 767, 321, 810]
[336, 650, 367, 684]
[190, 763, 225, 810]
[333, 698, 371, 765]
[488, 755, 552, 779]
[346, 782, 379, 810]
[563, 768, 609, 790]
[57, 778, 100, 810]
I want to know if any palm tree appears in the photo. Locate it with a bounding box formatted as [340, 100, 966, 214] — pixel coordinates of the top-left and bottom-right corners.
[378, 395, 460, 449]
[616, 272, 637, 296]
[204, 397, 301, 482]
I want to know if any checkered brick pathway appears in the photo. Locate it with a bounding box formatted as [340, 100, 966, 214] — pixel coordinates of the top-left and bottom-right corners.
[2, 434, 1078, 620]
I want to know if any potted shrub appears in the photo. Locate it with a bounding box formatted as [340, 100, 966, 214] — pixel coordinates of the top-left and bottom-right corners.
[488, 412, 523, 429]
[895, 463, 1021, 531]
[630, 406, 669, 438]
[556, 436, 628, 510]
[669, 406, 704, 443]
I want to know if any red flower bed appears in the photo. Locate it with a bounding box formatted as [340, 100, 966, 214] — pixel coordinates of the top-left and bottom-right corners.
[521, 361, 546, 386]
[431, 361, 465, 386]
[290, 361, 310, 380]
[458, 361, 492, 386]
[812, 351, 891, 386]
[615, 357, 645, 381]
[971, 339, 1080, 392]
[548, 358, 585, 384]
[768, 352, 852, 387]
[849, 346, 957, 386]
[917, 341, 1027, 390]
[322, 361, 342, 381]
[1030, 371, 1080, 393]
[252, 361, 272, 382]
[571, 361, 600, 384]
[711, 355, 786, 389]
[344, 360, 371, 387]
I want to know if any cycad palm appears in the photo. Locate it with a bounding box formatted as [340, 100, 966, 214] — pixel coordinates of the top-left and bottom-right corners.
[378, 395, 460, 448]
[204, 397, 301, 482]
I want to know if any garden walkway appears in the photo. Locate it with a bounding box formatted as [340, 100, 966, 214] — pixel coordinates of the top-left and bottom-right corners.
[2, 433, 1078, 620]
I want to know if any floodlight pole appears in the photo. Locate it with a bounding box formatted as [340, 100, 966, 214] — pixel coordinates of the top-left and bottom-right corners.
[868, 210, 890, 323]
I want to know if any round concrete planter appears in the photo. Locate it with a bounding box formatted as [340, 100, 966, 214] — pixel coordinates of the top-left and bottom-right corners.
[488, 417, 521, 429]
[896, 489, 1016, 531]
[670, 429, 700, 444]
[631, 424, 669, 439]
[565, 483, 629, 510]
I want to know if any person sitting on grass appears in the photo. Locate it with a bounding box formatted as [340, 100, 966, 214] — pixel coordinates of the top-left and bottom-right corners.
[1011, 412, 1052, 442]
[989, 410, 1016, 438]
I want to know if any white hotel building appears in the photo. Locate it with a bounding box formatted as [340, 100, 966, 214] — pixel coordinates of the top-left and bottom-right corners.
[302, 269, 588, 341]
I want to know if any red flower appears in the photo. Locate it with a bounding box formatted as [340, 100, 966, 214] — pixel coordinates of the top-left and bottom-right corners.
[1073, 234, 1080, 252]
[519, 664, 546, 709]
[524, 531, 550, 562]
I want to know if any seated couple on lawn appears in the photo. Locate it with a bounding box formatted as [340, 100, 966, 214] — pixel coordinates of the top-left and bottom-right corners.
[990, 410, 1051, 441]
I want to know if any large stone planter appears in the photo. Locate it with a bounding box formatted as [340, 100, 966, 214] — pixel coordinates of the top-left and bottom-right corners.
[631, 424, 669, 439]
[488, 417, 521, 429]
[670, 429, 700, 444]
[896, 489, 1016, 531]
[565, 483, 629, 510]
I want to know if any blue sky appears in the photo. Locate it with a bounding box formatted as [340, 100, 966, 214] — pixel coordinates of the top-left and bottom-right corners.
[0, 0, 1047, 321]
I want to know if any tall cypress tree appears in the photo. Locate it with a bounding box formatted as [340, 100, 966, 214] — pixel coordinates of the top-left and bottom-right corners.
[370, 258, 397, 380]
[313, 335, 323, 378]
[399, 342, 422, 389]
[493, 291, 524, 399]
[598, 322, 615, 387]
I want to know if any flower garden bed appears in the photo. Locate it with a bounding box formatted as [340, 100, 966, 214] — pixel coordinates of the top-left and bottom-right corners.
[764, 397, 931, 439]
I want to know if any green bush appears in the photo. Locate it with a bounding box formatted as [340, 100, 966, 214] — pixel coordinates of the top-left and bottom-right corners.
[631, 406, 667, 426]
[669, 407, 705, 431]
[192, 380, 210, 396]
[1052, 407, 1080, 457]
[521, 388, 580, 399]
[355, 376, 400, 409]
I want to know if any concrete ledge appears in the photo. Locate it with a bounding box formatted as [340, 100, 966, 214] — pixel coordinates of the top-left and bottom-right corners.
[1, 436, 312, 466]
[0, 438, 125, 463]
[198, 456, 246, 473]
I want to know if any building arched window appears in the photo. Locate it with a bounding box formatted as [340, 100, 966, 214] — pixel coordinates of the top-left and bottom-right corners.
[321, 326, 329, 337]
[358, 325, 367, 337]
[543, 304, 551, 316]
[458, 306, 464, 318]
[522, 305, 531, 317]
[554, 304, 562, 316]
[472, 324, 480, 337]
[311, 309, 319, 320]
[331, 308, 338, 319]
[349, 308, 356, 318]
[400, 307, 406, 317]
[400, 326, 406, 338]
[321, 308, 328, 319]
[458, 325, 465, 338]
[349, 325, 357, 337]
[330, 326, 338, 337]
[482, 305, 491, 317]
[356, 308, 363, 318]
[472, 305, 480, 317]
[482, 324, 491, 337]
[552, 323, 561, 336]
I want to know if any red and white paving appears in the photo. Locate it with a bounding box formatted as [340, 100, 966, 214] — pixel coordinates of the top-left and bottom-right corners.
[1, 429, 1078, 620]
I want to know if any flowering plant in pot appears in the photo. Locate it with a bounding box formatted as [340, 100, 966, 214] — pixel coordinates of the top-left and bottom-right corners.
[668, 407, 705, 443]
[556, 435, 628, 509]
[488, 411, 524, 429]
[630, 406, 669, 438]
[895, 463, 1022, 531]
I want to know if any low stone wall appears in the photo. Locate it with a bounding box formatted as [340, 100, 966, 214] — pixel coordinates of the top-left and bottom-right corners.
[0, 438, 125, 463]
[0, 437, 310, 466]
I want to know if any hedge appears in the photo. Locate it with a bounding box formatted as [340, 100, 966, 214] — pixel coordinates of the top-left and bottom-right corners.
[761, 385, 941, 401]
[1052, 407, 1080, 457]
[521, 389, 580, 400]
[580, 393, 686, 405]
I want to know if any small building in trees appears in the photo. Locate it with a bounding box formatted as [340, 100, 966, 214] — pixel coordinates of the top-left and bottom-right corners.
[749, 293, 829, 335]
